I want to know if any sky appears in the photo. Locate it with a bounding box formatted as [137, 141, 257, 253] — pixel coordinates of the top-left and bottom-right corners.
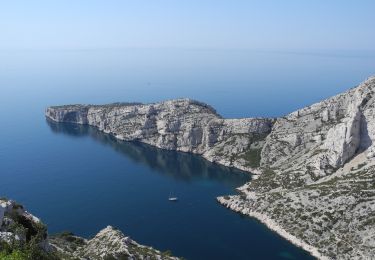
[0, 0, 374, 51]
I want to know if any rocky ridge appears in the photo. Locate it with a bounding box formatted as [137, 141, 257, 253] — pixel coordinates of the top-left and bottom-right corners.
[0, 199, 178, 259]
[50, 226, 177, 260]
[46, 99, 274, 173]
[46, 76, 375, 259]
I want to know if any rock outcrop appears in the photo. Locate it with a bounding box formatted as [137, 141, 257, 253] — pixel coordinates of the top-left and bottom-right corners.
[0, 199, 54, 258]
[50, 226, 178, 260]
[0, 199, 178, 259]
[46, 76, 375, 259]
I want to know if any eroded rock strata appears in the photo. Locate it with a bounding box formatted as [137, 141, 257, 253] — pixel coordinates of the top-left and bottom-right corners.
[46, 76, 375, 259]
[46, 99, 274, 173]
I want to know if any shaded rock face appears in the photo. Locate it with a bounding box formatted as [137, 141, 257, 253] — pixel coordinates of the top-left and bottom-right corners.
[46, 98, 274, 172]
[0, 204, 4, 225]
[0, 199, 50, 251]
[46, 105, 90, 124]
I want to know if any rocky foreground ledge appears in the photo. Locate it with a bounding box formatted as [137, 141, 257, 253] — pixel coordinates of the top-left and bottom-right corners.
[0, 199, 178, 259]
[46, 76, 375, 259]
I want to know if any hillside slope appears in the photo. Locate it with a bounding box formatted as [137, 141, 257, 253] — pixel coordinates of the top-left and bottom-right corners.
[220, 76, 375, 259]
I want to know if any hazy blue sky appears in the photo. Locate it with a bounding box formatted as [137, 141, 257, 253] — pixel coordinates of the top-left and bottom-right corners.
[1, 0, 374, 51]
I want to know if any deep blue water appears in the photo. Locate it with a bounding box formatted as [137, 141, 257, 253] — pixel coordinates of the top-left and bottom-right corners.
[1, 49, 374, 259]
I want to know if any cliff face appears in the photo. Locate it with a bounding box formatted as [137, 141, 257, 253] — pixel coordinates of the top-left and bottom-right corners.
[260, 77, 375, 185]
[46, 98, 274, 172]
[46, 76, 375, 259]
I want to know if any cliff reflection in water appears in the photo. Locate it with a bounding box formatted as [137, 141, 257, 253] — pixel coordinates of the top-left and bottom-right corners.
[46, 120, 251, 187]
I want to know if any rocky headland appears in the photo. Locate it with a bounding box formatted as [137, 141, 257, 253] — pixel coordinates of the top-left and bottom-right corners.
[44, 76, 375, 259]
[46, 99, 273, 174]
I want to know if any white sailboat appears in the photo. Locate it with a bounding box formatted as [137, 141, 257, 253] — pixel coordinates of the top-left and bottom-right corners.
[168, 192, 178, 201]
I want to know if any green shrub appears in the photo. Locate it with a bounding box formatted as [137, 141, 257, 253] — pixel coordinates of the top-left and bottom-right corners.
[240, 149, 261, 168]
[0, 249, 28, 260]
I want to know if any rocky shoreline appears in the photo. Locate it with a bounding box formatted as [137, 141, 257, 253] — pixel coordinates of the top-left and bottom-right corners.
[217, 196, 326, 260]
[45, 76, 375, 259]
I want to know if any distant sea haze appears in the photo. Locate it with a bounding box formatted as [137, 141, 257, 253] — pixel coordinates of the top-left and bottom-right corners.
[1, 49, 374, 118]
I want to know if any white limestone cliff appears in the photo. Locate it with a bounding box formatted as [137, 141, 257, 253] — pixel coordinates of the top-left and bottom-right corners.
[46, 98, 274, 173]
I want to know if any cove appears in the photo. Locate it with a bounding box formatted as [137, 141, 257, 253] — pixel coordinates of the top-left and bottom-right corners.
[38, 120, 313, 260]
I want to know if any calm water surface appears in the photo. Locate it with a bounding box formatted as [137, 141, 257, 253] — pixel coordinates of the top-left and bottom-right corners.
[1, 49, 374, 259]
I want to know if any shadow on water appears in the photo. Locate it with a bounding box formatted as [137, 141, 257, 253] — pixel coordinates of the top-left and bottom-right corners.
[46, 119, 250, 187]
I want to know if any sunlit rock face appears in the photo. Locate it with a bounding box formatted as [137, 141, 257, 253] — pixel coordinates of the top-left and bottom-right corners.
[46, 98, 274, 172]
[260, 76, 375, 183]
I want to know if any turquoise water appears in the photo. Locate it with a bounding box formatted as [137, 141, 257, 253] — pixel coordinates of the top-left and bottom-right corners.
[1, 49, 374, 259]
